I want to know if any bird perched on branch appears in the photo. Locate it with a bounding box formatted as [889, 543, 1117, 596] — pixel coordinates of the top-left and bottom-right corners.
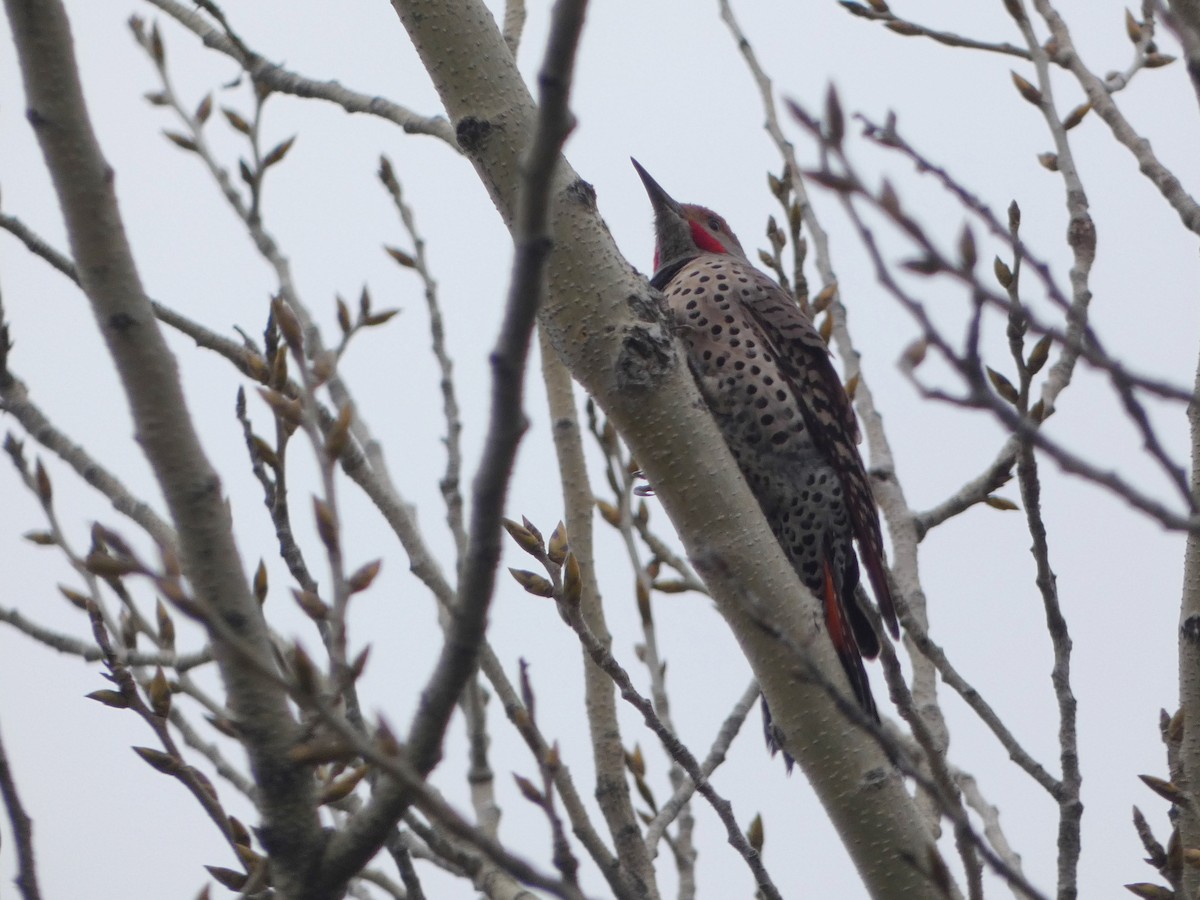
[632, 158, 899, 729]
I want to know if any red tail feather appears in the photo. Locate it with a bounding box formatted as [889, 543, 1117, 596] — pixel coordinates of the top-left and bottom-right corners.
[822, 558, 879, 722]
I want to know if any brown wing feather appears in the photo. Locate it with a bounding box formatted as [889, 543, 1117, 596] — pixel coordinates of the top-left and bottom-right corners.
[737, 270, 899, 640]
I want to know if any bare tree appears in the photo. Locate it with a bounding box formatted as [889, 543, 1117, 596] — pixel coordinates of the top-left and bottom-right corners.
[1, 0, 1197, 898]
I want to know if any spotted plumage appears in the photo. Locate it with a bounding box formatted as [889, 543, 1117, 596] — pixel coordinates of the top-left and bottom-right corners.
[633, 159, 899, 725]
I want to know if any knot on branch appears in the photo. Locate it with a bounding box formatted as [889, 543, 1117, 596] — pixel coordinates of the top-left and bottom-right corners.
[1066, 210, 1096, 263]
[615, 323, 674, 391]
[455, 116, 493, 155]
[626, 291, 667, 325]
[565, 178, 596, 209]
[107, 311, 139, 333]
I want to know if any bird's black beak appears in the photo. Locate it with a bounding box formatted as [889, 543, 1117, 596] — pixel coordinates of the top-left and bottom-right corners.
[631, 158, 684, 218]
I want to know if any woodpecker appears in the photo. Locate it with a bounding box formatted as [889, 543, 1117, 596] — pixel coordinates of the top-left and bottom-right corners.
[632, 158, 898, 727]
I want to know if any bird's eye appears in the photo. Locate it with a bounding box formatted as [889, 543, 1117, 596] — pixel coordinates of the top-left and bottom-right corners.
[708, 217, 721, 231]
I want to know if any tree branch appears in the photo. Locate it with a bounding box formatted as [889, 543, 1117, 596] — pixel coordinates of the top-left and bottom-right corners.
[2, 2, 324, 893]
[0, 721, 41, 900]
[316, 0, 591, 891]
[1175, 344, 1200, 898]
[142, 0, 458, 145]
[643, 680, 758, 854]
[837, 1, 1036, 60]
[540, 335, 651, 897]
[1030, 0, 1200, 235]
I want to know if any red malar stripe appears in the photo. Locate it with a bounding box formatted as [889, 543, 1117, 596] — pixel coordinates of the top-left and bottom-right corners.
[689, 220, 727, 255]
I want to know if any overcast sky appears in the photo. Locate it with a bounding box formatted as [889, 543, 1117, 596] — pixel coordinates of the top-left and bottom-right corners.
[3, 1, 1199, 897]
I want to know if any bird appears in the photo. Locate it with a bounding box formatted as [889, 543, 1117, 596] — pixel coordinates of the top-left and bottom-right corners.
[631, 158, 899, 730]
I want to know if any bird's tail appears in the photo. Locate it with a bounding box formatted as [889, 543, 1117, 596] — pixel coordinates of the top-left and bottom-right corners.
[820, 556, 879, 722]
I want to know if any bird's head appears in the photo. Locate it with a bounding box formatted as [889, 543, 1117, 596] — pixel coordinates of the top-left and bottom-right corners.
[632, 158, 748, 273]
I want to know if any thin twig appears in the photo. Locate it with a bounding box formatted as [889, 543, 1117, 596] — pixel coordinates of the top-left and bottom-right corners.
[166, 705, 258, 801]
[84, 598, 240, 844]
[643, 679, 758, 853]
[378, 157, 468, 564]
[385, 832, 429, 900]
[514, 662, 581, 888]
[1017, 441, 1082, 896]
[355, 866, 408, 900]
[901, 613, 1060, 795]
[141, 0, 458, 145]
[837, 1, 1036, 60]
[1, 209, 271, 382]
[0, 366, 176, 552]
[1030, 0, 1200, 235]
[495, 643, 629, 896]
[332, 721, 593, 900]
[956, 771, 1028, 890]
[1008, 0, 1189, 535]
[915, 447, 1015, 537]
[0, 721, 42, 900]
[0, 605, 208, 668]
[403, 810, 568, 899]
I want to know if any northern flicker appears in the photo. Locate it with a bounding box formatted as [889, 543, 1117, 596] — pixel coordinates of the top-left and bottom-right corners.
[632, 158, 899, 725]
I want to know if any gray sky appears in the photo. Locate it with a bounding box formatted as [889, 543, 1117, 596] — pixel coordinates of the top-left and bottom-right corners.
[2, 1, 1198, 896]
